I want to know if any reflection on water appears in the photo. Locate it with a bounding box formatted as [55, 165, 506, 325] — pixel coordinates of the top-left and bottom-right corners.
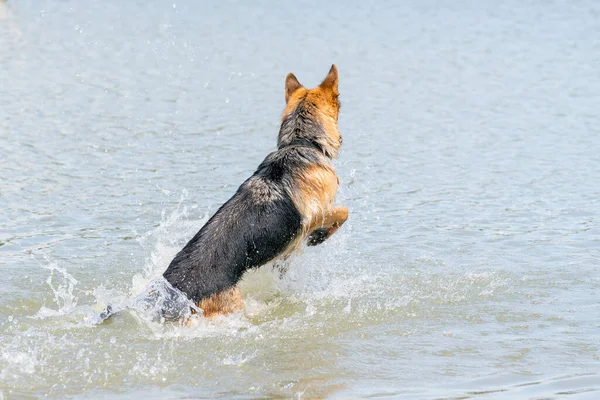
[1, 0, 599, 398]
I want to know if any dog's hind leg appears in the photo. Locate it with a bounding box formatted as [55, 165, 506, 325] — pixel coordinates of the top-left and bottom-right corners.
[198, 286, 243, 318]
[307, 206, 348, 246]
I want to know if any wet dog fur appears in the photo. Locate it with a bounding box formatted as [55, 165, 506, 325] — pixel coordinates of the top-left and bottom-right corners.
[108, 65, 347, 322]
[162, 65, 348, 318]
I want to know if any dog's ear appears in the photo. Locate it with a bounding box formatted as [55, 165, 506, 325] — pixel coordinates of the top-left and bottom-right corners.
[285, 73, 303, 103]
[319, 64, 339, 96]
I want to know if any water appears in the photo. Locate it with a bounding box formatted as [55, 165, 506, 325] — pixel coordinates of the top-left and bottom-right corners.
[1, 0, 599, 398]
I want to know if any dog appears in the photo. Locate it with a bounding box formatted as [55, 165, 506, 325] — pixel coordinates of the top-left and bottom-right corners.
[97, 65, 347, 323]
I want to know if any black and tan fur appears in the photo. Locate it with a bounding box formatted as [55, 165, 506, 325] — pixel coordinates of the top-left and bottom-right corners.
[160, 65, 347, 318]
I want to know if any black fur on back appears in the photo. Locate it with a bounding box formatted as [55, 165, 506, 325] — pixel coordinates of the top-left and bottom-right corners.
[162, 145, 329, 303]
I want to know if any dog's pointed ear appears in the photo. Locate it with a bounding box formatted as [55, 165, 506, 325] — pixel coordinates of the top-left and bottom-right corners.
[319, 64, 339, 96]
[285, 73, 303, 103]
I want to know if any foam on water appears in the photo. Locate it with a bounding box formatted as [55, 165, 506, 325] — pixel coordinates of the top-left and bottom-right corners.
[0, 196, 591, 398]
[8, 192, 513, 343]
[0, 190, 524, 400]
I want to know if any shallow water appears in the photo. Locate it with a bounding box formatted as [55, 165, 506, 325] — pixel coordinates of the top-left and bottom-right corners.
[1, 0, 599, 398]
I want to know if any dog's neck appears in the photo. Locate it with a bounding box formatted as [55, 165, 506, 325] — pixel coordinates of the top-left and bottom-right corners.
[282, 138, 324, 153]
[277, 101, 338, 158]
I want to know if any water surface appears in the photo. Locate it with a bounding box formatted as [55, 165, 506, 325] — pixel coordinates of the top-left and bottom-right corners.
[1, 0, 599, 398]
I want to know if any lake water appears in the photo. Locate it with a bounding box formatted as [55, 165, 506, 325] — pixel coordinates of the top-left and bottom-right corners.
[1, 0, 599, 398]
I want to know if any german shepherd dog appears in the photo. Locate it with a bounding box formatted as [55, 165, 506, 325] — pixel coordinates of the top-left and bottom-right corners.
[98, 65, 347, 322]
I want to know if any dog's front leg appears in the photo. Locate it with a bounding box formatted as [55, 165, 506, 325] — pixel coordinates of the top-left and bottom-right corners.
[307, 206, 348, 246]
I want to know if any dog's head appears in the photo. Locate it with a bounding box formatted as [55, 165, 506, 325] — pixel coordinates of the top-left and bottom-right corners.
[280, 65, 342, 158]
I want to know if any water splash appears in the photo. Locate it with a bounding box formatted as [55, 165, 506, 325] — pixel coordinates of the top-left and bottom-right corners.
[34, 262, 80, 318]
[24, 187, 514, 340]
[132, 278, 199, 322]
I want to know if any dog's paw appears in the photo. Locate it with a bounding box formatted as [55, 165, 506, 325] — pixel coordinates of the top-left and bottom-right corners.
[307, 228, 329, 246]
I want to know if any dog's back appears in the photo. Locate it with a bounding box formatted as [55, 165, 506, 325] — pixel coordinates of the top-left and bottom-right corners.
[163, 150, 316, 303]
